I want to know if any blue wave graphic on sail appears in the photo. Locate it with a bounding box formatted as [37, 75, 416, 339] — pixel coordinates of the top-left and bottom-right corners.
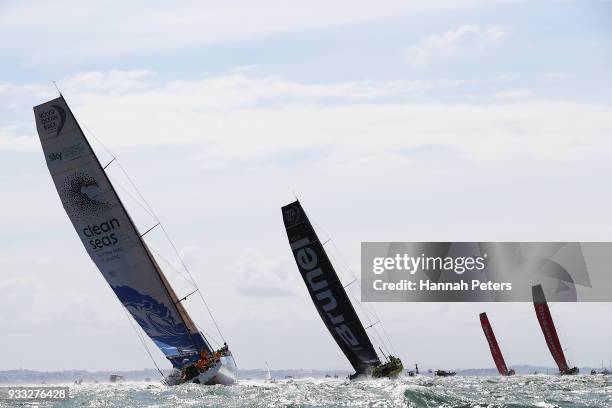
[113, 286, 197, 362]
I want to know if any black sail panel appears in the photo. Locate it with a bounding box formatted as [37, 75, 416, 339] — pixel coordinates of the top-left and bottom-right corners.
[282, 200, 381, 373]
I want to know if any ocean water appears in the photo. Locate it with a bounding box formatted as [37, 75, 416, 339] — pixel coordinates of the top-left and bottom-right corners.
[3, 375, 611, 408]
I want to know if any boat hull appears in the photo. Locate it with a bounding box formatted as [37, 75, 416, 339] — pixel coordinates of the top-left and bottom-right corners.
[434, 370, 456, 377]
[164, 355, 237, 386]
[193, 355, 237, 385]
[561, 367, 579, 375]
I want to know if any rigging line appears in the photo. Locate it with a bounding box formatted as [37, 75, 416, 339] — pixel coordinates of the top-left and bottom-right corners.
[329, 274, 390, 358]
[80, 123, 154, 223]
[75, 114, 222, 353]
[112, 153, 227, 344]
[119, 302, 165, 378]
[80, 121, 226, 343]
[52, 81, 62, 96]
[359, 302, 396, 356]
[326, 237, 398, 356]
[192, 320, 223, 350]
[176, 289, 199, 304]
[158, 221, 227, 343]
[343, 278, 357, 288]
[104, 178, 195, 285]
[556, 323, 575, 367]
[141, 222, 160, 238]
[378, 347, 389, 362]
[134, 245, 222, 347]
[365, 321, 380, 330]
[314, 222, 396, 357]
[80, 122, 116, 162]
[325, 244, 392, 355]
[103, 157, 116, 170]
[326, 255, 390, 357]
[146, 245, 199, 288]
[106, 173, 157, 220]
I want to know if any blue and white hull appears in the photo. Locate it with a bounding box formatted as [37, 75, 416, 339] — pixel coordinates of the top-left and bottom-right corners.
[164, 355, 237, 386]
[195, 355, 237, 385]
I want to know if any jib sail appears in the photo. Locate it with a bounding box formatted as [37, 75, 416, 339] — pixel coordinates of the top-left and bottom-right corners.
[281, 200, 381, 373]
[532, 284, 570, 373]
[34, 96, 211, 368]
[479, 312, 510, 376]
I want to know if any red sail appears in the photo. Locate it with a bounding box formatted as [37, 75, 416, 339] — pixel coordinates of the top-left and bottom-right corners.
[532, 284, 570, 373]
[479, 312, 509, 375]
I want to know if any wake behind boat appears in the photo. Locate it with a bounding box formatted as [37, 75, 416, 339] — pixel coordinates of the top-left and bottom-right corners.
[281, 200, 403, 380]
[34, 96, 236, 385]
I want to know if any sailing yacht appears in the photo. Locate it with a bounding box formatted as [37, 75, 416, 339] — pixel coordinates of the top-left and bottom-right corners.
[281, 200, 403, 379]
[532, 284, 578, 375]
[264, 362, 275, 382]
[33, 96, 237, 385]
[479, 312, 515, 376]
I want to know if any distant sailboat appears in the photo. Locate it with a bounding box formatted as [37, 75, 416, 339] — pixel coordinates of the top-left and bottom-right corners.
[34, 96, 237, 385]
[479, 312, 515, 376]
[532, 284, 578, 375]
[264, 362, 275, 382]
[109, 374, 123, 383]
[281, 200, 403, 379]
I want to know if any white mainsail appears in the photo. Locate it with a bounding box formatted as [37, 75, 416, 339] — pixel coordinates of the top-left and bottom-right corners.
[34, 96, 236, 384]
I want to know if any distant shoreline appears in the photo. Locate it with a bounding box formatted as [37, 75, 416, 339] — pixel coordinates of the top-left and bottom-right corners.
[0, 366, 604, 384]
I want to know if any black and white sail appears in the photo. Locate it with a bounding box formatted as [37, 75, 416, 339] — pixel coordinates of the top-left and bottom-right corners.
[282, 200, 381, 374]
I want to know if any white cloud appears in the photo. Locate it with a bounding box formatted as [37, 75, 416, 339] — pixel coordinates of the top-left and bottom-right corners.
[0, 125, 38, 150]
[494, 89, 533, 99]
[0, 1, 519, 62]
[3, 70, 611, 163]
[404, 24, 505, 69]
[3, 70, 612, 370]
[545, 72, 571, 79]
[235, 249, 298, 298]
[64, 70, 155, 94]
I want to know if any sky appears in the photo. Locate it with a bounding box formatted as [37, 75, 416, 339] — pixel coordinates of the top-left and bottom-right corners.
[1, 0, 612, 373]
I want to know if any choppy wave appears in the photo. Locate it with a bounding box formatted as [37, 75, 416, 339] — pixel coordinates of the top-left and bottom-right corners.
[3, 375, 612, 407]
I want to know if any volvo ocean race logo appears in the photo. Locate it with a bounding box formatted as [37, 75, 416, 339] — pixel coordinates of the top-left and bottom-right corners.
[284, 205, 301, 225]
[38, 105, 66, 136]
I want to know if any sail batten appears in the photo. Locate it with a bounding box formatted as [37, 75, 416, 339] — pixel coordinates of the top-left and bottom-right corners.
[34, 96, 211, 368]
[532, 284, 571, 373]
[282, 200, 381, 373]
[479, 312, 510, 376]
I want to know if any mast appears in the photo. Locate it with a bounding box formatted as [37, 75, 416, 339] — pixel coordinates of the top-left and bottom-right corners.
[34, 96, 212, 368]
[479, 312, 510, 376]
[281, 200, 381, 374]
[532, 284, 571, 373]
